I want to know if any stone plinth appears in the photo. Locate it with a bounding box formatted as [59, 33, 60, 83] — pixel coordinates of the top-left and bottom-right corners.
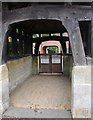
[0, 64, 9, 115]
[71, 66, 91, 118]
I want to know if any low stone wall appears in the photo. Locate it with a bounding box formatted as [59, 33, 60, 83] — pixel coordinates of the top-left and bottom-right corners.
[7, 56, 32, 93]
[0, 64, 9, 115]
[92, 66, 93, 119]
[71, 66, 91, 118]
[0, 56, 32, 115]
[0, 56, 32, 114]
[63, 56, 73, 78]
[32, 56, 38, 75]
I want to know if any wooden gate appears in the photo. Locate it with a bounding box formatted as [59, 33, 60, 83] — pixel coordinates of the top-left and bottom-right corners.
[39, 54, 62, 73]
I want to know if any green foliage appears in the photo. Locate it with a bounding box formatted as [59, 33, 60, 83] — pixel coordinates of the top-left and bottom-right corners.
[32, 34, 39, 38]
[47, 46, 58, 53]
[41, 34, 49, 37]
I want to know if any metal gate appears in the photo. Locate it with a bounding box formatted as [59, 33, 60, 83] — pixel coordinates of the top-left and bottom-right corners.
[39, 54, 62, 73]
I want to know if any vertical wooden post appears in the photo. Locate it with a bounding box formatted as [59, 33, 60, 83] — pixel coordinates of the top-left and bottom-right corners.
[49, 54, 52, 73]
[60, 52, 62, 72]
[12, 35, 18, 56]
[0, 2, 2, 64]
[18, 30, 23, 55]
[39, 51, 41, 73]
[91, 1, 93, 58]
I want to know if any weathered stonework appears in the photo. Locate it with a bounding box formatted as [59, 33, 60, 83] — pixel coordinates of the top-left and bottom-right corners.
[71, 66, 91, 118]
[63, 56, 73, 77]
[2, 4, 91, 66]
[32, 56, 38, 75]
[7, 56, 32, 93]
[0, 56, 32, 115]
[0, 64, 9, 115]
[0, 3, 92, 119]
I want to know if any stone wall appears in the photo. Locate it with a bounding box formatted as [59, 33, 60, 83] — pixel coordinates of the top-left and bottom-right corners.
[32, 56, 38, 75]
[7, 56, 32, 93]
[63, 56, 73, 78]
[92, 65, 93, 119]
[0, 64, 9, 114]
[71, 66, 91, 118]
[0, 56, 32, 114]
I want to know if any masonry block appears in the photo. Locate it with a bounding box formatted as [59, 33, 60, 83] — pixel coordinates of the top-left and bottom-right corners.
[71, 66, 92, 118]
[0, 64, 9, 114]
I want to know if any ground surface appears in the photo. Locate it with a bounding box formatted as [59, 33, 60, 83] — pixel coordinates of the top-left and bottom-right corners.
[10, 75, 71, 110]
[3, 107, 72, 119]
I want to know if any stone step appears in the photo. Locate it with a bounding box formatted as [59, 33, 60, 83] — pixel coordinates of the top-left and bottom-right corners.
[3, 107, 72, 119]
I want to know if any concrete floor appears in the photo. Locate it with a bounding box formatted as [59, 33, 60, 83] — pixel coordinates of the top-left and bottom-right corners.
[10, 75, 71, 110]
[3, 107, 72, 119]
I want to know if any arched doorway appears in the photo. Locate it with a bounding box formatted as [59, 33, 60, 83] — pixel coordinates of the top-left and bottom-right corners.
[39, 41, 61, 54]
[38, 40, 63, 73]
[2, 19, 72, 117]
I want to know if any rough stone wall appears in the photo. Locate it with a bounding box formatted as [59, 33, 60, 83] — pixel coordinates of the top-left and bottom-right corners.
[0, 64, 9, 114]
[92, 65, 93, 119]
[2, 4, 91, 66]
[32, 56, 38, 75]
[71, 66, 91, 118]
[7, 56, 32, 93]
[63, 56, 73, 78]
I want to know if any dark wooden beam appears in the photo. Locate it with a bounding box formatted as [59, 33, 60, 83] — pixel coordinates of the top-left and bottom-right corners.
[31, 36, 68, 42]
[35, 42, 41, 55]
[91, 1, 93, 57]
[0, 2, 2, 64]
[12, 34, 18, 55]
